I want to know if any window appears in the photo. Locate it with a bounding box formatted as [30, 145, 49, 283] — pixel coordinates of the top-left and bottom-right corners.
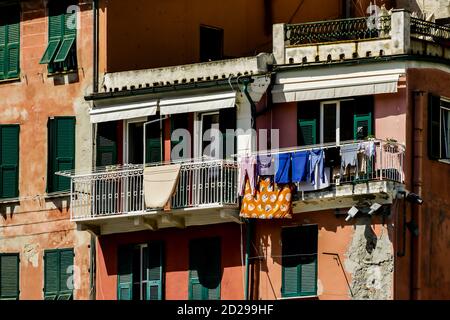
[0, 253, 19, 300]
[200, 25, 223, 62]
[281, 225, 318, 298]
[39, 0, 77, 74]
[117, 242, 164, 300]
[47, 117, 75, 193]
[97, 121, 118, 167]
[429, 95, 450, 160]
[0, 125, 19, 199]
[298, 96, 373, 146]
[0, 3, 20, 80]
[189, 237, 221, 300]
[43, 249, 74, 300]
[145, 116, 162, 164]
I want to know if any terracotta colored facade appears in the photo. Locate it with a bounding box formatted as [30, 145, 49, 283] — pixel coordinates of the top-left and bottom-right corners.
[0, 0, 93, 300]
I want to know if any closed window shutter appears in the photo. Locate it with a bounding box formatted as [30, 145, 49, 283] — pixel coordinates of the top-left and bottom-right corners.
[0, 23, 5, 79]
[59, 249, 74, 294]
[189, 238, 221, 300]
[117, 246, 133, 300]
[146, 242, 163, 300]
[429, 94, 441, 159]
[282, 226, 318, 297]
[281, 228, 300, 296]
[354, 113, 372, 140]
[298, 119, 317, 146]
[0, 254, 19, 300]
[44, 251, 59, 299]
[0, 125, 19, 199]
[0, 5, 20, 80]
[48, 117, 75, 193]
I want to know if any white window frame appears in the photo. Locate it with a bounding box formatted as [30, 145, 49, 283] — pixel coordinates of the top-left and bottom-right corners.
[319, 99, 353, 146]
[440, 98, 450, 161]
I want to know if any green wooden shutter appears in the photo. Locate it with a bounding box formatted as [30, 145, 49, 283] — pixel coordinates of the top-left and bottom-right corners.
[5, 7, 20, 79]
[0, 5, 20, 80]
[48, 117, 75, 193]
[354, 113, 372, 140]
[0, 125, 19, 199]
[298, 119, 317, 146]
[96, 123, 118, 166]
[117, 246, 133, 300]
[429, 94, 441, 159]
[281, 228, 300, 297]
[282, 226, 318, 297]
[44, 251, 59, 299]
[53, 8, 76, 63]
[146, 242, 163, 300]
[40, 13, 63, 64]
[59, 249, 74, 295]
[0, 22, 5, 79]
[146, 138, 162, 164]
[0, 254, 19, 300]
[189, 238, 221, 300]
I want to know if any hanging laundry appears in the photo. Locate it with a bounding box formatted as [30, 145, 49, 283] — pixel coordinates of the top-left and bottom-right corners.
[359, 141, 376, 158]
[292, 151, 309, 183]
[239, 156, 257, 196]
[340, 144, 359, 176]
[358, 141, 376, 175]
[240, 178, 293, 219]
[309, 149, 325, 185]
[258, 155, 275, 176]
[275, 153, 292, 184]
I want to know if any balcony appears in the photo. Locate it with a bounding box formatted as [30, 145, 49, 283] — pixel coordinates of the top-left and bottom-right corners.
[273, 10, 450, 65]
[59, 160, 239, 234]
[258, 139, 406, 214]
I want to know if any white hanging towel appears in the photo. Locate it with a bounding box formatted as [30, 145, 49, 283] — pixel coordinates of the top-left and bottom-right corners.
[144, 164, 181, 208]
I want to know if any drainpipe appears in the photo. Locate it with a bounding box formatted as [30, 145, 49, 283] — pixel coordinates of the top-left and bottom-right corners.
[93, 0, 99, 93]
[239, 78, 256, 300]
[244, 219, 253, 300]
[411, 91, 425, 300]
[89, 234, 97, 300]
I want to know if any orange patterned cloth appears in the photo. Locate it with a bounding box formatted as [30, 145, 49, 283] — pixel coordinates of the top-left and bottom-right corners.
[240, 177, 293, 219]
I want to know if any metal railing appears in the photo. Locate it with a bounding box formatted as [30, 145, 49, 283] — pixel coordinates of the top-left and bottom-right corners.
[252, 139, 405, 186]
[285, 15, 392, 46]
[69, 160, 238, 221]
[410, 17, 450, 43]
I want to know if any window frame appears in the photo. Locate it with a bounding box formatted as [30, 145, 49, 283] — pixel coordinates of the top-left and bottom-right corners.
[439, 98, 450, 161]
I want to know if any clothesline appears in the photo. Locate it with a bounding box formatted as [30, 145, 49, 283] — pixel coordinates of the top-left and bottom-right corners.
[232, 139, 381, 158]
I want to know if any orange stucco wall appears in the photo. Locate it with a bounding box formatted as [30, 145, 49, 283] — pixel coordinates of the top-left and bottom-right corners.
[98, 0, 345, 73]
[0, 0, 93, 299]
[251, 212, 395, 300]
[96, 223, 245, 300]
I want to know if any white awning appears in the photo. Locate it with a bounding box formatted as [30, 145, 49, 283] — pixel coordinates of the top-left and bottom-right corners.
[90, 100, 158, 123]
[272, 67, 404, 103]
[159, 91, 236, 115]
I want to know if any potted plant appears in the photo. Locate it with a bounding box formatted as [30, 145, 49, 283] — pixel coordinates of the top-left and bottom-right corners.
[384, 138, 399, 152]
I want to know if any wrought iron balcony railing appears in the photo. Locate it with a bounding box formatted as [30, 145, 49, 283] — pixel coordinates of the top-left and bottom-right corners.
[410, 17, 450, 44]
[285, 16, 392, 46]
[65, 160, 238, 221]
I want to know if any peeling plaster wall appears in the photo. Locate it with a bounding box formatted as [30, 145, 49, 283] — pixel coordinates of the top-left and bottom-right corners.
[0, 0, 93, 299]
[344, 217, 394, 300]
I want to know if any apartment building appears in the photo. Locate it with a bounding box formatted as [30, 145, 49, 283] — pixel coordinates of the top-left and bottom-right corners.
[1, 0, 449, 301]
[0, 0, 93, 300]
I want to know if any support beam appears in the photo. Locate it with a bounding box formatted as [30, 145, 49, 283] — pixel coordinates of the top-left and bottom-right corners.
[220, 209, 243, 224]
[160, 214, 185, 229]
[77, 223, 101, 236]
